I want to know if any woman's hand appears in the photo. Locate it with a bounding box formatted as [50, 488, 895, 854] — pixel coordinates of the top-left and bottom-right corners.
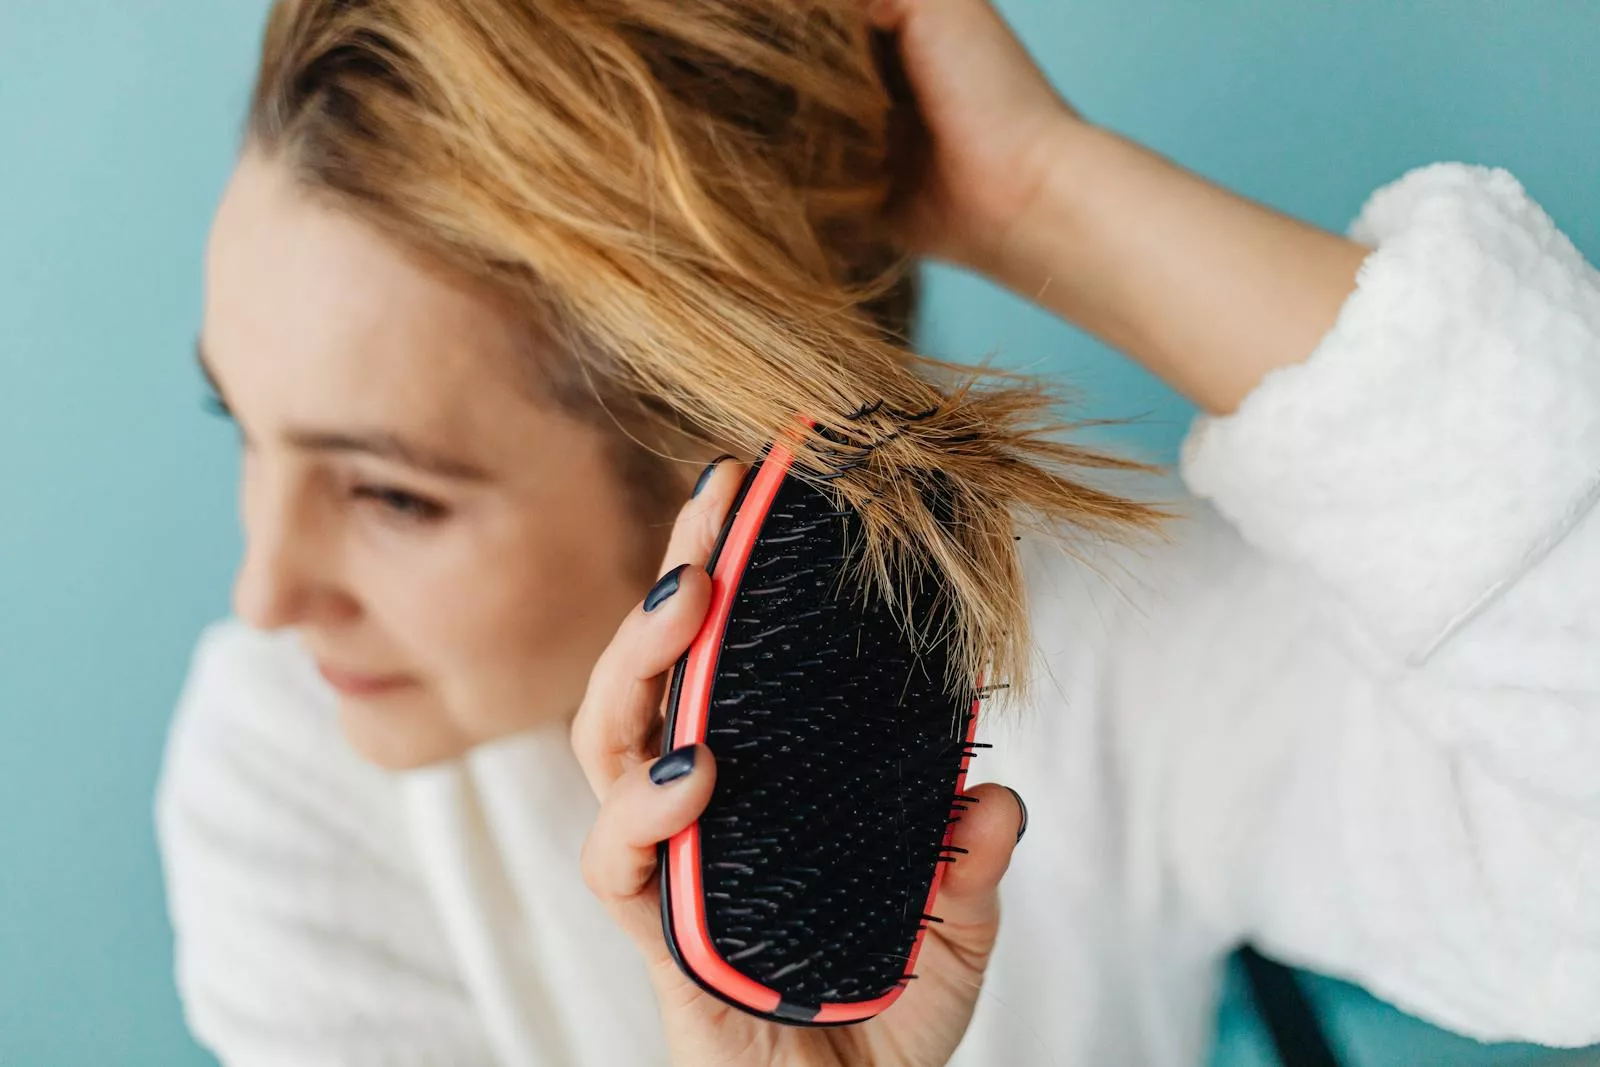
[867, 0, 1081, 277]
[868, 0, 1370, 414]
[571, 458, 1027, 1067]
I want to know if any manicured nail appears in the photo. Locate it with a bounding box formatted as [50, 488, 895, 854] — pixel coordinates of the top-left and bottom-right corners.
[692, 455, 736, 498]
[1003, 786, 1028, 843]
[644, 564, 690, 613]
[651, 745, 698, 785]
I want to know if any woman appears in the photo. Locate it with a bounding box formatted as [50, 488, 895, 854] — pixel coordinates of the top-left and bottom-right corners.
[156, 0, 1600, 1063]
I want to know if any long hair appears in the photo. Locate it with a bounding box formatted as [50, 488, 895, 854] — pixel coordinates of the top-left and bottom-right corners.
[247, 0, 1163, 690]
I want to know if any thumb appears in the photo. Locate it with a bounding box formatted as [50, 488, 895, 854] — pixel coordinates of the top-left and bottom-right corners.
[926, 782, 1026, 958]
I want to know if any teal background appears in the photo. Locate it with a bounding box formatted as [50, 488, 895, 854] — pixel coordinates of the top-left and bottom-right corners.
[1, 2, 1595, 1065]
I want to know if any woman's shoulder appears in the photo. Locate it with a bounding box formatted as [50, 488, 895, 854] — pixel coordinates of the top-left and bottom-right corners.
[163, 619, 356, 781]
[156, 619, 410, 870]
[155, 621, 494, 1061]
[177, 617, 334, 724]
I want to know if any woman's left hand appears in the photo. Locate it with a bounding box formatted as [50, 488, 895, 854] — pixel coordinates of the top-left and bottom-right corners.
[571, 458, 1026, 1067]
[868, 0, 1371, 414]
[867, 0, 1082, 277]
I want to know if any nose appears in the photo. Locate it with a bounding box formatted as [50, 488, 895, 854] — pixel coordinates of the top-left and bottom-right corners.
[231, 467, 343, 632]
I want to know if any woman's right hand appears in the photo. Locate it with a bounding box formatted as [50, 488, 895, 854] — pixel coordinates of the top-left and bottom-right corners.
[571, 458, 1027, 1067]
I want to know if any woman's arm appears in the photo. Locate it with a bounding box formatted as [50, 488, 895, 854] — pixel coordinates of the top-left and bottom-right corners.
[869, 0, 1369, 415]
[874, 0, 1600, 1043]
[1170, 160, 1600, 1045]
[989, 119, 1373, 415]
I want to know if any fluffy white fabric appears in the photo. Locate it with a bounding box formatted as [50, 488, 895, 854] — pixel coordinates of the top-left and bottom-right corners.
[157, 161, 1600, 1066]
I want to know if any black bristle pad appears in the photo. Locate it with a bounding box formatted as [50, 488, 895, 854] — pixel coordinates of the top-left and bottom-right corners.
[698, 469, 974, 1008]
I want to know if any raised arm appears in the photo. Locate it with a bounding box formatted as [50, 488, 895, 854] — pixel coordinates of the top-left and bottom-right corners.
[869, 0, 1370, 414]
[986, 119, 1373, 415]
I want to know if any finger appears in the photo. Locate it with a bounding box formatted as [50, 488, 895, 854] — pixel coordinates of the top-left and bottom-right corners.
[866, 0, 1018, 41]
[658, 456, 746, 576]
[581, 744, 717, 946]
[928, 782, 1025, 949]
[873, 0, 1058, 117]
[571, 564, 713, 797]
[570, 459, 746, 797]
[864, 0, 903, 29]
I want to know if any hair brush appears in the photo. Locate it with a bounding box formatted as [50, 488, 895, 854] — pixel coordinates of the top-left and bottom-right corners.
[658, 438, 984, 1026]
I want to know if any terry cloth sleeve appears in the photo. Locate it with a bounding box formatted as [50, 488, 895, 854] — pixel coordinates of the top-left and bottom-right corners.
[1181, 162, 1600, 1046]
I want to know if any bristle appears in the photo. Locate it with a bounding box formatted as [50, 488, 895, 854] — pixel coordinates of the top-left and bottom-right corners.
[696, 467, 974, 1008]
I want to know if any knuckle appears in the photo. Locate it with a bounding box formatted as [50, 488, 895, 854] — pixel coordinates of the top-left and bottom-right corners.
[695, 507, 726, 555]
[569, 702, 599, 756]
[582, 626, 636, 701]
[579, 834, 610, 899]
[672, 494, 704, 537]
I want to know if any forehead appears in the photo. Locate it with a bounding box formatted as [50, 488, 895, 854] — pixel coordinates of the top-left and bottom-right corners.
[202, 152, 534, 437]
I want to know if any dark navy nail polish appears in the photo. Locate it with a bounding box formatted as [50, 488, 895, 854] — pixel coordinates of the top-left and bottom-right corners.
[1003, 786, 1028, 843]
[692, 455, 736, 498]
[644, 564, 689, 613]
[650, 745, 697, 785]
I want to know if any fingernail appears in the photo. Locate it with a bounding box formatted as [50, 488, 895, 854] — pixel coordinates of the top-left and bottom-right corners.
[650, 745, 697, 785]
[644, 564, 689, 613]
[1003, 786, 1028, 843]
[692, 455, 735, 498]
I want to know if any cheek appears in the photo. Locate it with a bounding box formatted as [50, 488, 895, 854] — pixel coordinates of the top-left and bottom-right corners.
[397, 496, 656, 730]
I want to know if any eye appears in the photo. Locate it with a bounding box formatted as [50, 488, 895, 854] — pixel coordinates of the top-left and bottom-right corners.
[351, 484, 449, 523]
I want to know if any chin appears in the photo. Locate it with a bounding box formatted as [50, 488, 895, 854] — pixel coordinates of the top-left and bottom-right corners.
[335, 694, 475, 771]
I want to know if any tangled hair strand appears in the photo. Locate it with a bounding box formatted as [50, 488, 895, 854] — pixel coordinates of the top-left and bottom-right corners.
[249, 0, 1164, 691]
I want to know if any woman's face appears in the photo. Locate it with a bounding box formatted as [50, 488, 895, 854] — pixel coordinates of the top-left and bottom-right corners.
[200, 153, 687, 769]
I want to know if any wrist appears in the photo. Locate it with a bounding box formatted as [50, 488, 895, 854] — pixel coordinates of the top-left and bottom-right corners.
[973, 114, 1103, 292]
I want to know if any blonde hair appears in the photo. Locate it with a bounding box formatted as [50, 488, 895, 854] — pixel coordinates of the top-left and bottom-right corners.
[248, 0, 1161, 690]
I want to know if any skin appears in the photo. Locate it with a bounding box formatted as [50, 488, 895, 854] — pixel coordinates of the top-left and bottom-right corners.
[870, 0, 1372, 415]
[201, 153, 700, 770]
[583, 0, 1374, 1063]
[573, 462, 1027, 1067]
[200, 0, 1373, 1060]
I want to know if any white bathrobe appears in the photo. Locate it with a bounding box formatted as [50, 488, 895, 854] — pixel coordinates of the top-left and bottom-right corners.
[155, 161, 1600, 1067]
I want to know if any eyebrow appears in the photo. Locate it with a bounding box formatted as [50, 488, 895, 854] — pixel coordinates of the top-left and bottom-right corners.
[196, 339, 492, 483]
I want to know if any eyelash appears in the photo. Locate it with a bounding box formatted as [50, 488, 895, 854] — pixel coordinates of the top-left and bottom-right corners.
[203, 392, 447, 524]
[351, 485, 449, 523]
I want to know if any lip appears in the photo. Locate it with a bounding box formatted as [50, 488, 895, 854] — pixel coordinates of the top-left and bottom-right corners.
[315, 662, 417, 698]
